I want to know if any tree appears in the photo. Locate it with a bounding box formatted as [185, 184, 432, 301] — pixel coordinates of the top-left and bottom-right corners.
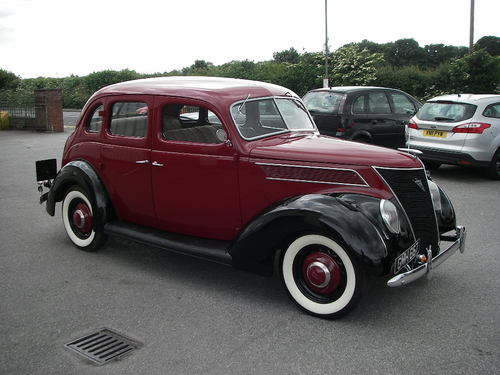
[423, 44, 468, 67]
[182, 60, 215, 75]
[84, 69, 141, 93]
[273, 48, 300, 64]
[474, 36, 500, 56]
[0, 69, 20, 90]
[447, 50, 500, 93]
[385, 39, 426, 67]
[330, 45, 384, 86]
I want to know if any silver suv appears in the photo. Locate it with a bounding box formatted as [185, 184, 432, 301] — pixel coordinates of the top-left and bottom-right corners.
[407, 94, 500, 179]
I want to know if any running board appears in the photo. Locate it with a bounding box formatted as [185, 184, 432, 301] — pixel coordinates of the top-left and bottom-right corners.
[104, 221, 232, 266]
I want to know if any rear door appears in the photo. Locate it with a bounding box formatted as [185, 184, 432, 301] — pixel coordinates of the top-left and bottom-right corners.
[364, 90, 402, 148]
[100, 96, 156, 227]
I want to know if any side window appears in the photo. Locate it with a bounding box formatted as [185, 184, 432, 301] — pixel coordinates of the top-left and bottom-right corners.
[390, 93, 416, 114]
[86, 105, 103, 133]
[352, 96, 366, 114]
[368, 92, 391, 114]
[162, 104, 224, 144]
[109, 101, 148, 137]
[483, 103, 500, 118]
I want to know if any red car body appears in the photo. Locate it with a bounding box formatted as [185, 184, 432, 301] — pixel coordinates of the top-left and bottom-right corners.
[37, 77, 465, 319]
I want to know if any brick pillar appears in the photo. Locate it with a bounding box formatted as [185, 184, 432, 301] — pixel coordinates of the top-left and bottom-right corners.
[34, 89, 64, 132]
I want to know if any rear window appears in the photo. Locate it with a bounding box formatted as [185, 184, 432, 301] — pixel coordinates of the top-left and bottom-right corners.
[303, 91, 345, 114]
[417, 101, 476, 122]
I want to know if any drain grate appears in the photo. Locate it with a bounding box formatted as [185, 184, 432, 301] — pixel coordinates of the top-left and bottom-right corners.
[65, 328, 139, 365]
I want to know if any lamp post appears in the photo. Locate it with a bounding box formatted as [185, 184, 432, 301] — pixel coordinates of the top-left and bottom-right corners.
[469, 0, 475, 54]
[323, 0, 329, 88]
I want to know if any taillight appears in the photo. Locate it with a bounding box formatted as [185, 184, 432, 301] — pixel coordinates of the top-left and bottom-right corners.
[408, 120, 418, 129]
[335, 128, 346, 136]
[452, 122, 491, 134]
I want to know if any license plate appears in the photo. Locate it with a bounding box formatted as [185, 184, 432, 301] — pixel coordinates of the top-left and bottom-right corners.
[423, 129, 446, 138]
[394, 240, 419, 274]
[36, 159, 57, 182]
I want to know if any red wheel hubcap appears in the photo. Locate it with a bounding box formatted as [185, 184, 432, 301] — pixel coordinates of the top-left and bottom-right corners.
[72, 202, 92, 234]
[302, 251, 341, 294]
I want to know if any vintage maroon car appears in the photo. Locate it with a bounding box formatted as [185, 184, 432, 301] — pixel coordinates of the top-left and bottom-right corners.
[36, 77, 466, 319]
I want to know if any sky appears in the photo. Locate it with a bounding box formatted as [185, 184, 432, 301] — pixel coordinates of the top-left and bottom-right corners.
[1, 0, 499, 78]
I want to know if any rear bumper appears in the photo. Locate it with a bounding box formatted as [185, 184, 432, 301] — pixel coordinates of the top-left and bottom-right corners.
[387, 226, 466, 287]
[411, 146, 489, 167]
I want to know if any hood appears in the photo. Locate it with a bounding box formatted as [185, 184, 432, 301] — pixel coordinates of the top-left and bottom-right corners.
[249, 134, 421, 168]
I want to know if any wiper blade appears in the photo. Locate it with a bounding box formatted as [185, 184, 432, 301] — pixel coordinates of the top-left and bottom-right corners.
[434, 117, 455, 122]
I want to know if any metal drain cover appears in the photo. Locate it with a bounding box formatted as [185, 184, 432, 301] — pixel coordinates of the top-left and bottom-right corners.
[65, 328, 139, 365]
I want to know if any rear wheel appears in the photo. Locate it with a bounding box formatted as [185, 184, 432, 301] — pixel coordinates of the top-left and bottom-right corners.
[62, 185, 106, 251]
[488, 149, 500, 180]
[280, 234, 363, 319]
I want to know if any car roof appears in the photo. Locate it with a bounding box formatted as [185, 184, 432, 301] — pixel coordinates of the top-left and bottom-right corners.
[427, 94, 500, 104]
[92, 76, 297, 104]
[307, 86, 405, 94]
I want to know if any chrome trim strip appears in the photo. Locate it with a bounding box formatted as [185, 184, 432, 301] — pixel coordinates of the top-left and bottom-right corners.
[372, 166, 424, 171]
[257, 162, 369, 187]
[397, 148, 423, 156]
[264, 177, 366, 187]
[387, 226, 466, 287]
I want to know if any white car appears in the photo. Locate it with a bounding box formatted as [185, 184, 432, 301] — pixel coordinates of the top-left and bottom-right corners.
[407, 94, 500, 179]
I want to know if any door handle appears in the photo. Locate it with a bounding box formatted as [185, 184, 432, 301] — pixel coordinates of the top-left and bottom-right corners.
[152, 161, 164, 167]
[135, 160, 149, 164]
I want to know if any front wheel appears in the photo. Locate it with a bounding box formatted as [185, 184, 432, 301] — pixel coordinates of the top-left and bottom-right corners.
[62, 185, 106, 251]
[280, 234, 363, 319]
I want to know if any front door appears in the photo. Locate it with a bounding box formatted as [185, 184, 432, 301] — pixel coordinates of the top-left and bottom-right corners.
[151, 98, 241, 241]
[100, 96, 156, 227]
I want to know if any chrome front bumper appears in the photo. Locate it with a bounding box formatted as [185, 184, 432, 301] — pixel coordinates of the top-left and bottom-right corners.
[387, 226, 466, 287]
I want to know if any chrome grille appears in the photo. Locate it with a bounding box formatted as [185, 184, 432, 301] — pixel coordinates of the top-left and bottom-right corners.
[375, 167, 439, 255]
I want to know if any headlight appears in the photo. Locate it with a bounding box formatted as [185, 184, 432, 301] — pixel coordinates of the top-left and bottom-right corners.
[427, 180, 442, 213]
[380, 199, 401, 234]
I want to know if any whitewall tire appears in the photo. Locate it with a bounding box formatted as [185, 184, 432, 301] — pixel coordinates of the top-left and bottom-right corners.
[62, 186, 105, 251]
[281, 234, 363, 319]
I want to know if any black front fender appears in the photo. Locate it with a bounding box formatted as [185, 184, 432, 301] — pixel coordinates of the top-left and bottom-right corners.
[436, 184, 456, 233]
[229, 194, 392, 276]
[46, 160, 110, 231]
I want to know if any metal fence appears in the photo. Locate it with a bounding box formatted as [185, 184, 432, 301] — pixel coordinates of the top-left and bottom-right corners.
[0, 93, 48, 130]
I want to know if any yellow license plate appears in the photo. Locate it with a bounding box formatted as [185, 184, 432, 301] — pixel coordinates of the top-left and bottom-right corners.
[423, 129, 446, 137]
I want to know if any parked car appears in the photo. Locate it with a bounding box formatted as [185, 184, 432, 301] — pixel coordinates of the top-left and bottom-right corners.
[35, 77, 465, 319]
[407, 94, 500, 179]
[303, 86, 421, 149]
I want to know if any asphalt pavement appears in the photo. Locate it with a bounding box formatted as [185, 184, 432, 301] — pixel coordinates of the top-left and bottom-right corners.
[63, 110, 81, 127]
[1, 129, 499, 375]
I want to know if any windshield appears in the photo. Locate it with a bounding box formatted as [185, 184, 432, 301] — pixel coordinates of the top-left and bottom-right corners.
[231, 97, 316, 140]
[303, 91, 345, 114]
[417, 101, 477, 122]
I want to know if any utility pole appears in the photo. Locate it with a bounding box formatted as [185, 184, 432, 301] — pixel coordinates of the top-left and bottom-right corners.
[323, 0, 329, 88]
[469, 0, 475, 54]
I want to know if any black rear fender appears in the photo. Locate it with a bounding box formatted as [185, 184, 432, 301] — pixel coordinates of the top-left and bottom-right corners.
[46, 160, 111, 231]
